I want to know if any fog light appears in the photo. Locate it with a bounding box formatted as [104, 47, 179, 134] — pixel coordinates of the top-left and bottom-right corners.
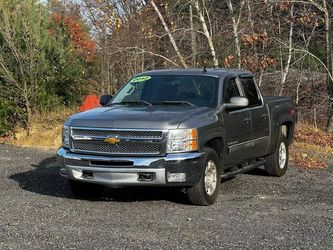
[167, 172, 186, 182]
[72, 169, 82, 178]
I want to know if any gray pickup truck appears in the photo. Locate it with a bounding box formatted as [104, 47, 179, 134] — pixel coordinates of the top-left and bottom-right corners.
[57, 68, 297, 205]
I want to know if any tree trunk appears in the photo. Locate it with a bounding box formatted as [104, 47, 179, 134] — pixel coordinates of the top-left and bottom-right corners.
[150, 0, 187, 68]
[23, 92, 32, 132]
[279, 3, 294, 96]
[189, 4, 197, 66]
[246, 0, 259, 71]
[227, 0, 244, 69]
[258, 69, 264, 87]
[295, 69, 303, 106]
[193, 0, 219, 67]
[323, 0, 333, 132]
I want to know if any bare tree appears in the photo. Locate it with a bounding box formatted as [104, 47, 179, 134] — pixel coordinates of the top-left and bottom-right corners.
[322, 0, 333, 131]
[279, 3, 294, 95]
[227, 0, 245, 69]
[245, 0, 264, 85]
[150, 0, 187, 68]
[193, 0, 219, 67]
[272, 0, 333, 130]
[189, 4, 197, 66]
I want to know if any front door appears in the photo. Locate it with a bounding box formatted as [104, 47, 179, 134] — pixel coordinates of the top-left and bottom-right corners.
[222, 77, 252, 165]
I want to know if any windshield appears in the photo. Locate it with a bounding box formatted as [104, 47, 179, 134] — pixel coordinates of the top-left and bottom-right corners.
[111, 75, 219, 107]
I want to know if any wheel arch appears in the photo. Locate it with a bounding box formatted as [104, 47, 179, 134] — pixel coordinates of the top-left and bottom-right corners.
[280, 121, 294, 145]
[269, 116, 294, 153]
[203, 137, 224, 163]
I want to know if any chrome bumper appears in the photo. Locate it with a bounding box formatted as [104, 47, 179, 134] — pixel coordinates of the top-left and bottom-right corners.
[57, 147, 204, 186]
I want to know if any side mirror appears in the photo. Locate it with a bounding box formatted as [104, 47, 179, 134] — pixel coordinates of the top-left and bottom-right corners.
[223, 97, 249, 110]
[100, 95, 113, 106]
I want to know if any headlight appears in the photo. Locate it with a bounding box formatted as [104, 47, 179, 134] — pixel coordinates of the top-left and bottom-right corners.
[167, 128, 198, 153]
[62, 125, 70, 148]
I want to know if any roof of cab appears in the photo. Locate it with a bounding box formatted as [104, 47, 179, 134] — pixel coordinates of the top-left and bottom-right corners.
[136, 68, 253, 78]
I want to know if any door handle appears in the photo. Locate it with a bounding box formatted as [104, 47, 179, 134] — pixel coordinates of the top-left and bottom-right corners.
[262, 113, 269, 119]
[243, 117, 251, 123]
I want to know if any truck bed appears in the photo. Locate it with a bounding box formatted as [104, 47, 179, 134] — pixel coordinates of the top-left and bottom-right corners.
[263, 96, 292, 105]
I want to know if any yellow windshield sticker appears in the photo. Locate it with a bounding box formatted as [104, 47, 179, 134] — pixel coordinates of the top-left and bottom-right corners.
[130, 76, 151, 83]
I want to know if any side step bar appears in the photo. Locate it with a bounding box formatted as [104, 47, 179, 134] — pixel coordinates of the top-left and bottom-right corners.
[221, 160, 266, 179]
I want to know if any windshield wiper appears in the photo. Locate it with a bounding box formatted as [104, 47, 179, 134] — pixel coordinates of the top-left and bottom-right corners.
[112, 100, 152, 106]
[112, 100, 196, 107]
[161, 101, 197, 107]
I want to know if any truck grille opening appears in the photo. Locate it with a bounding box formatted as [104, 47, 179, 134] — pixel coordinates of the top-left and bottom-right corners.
[89, 160, 134, 167]
[70, 128, 164, 156]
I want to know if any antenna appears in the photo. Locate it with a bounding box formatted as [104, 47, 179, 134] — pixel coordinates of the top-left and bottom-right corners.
[203, 61, 208, 73]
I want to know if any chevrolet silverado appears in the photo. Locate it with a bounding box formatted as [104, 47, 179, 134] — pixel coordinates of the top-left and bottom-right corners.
[57, 68, 297, 205]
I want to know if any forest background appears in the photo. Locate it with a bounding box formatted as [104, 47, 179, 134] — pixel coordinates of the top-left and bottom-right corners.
[0, 0, 332, 168]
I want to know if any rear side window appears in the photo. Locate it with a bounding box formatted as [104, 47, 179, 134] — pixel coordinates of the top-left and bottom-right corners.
[223, 78, 240, 103]
[240, 77, 261, 107]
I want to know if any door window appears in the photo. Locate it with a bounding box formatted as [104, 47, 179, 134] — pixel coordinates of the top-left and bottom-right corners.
[240, 77, 261, 107]
[223, 78, 241, 103]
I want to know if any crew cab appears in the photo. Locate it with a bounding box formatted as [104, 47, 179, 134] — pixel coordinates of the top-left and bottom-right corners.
[57, 69, 297, 205]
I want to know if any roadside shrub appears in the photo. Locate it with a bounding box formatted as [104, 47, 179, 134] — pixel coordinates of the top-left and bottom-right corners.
[34, 88, 63, 113]
[0, 100, 23, 136]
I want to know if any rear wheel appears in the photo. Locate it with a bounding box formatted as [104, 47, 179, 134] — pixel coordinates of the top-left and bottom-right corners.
[264, 133, 289, 177]
[68, 179, 104, 199]
[186, 148, 221, 206]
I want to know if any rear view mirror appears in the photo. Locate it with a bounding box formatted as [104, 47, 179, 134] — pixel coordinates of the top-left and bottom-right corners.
[224, 97, 249, 110]
[100, 95, 113, 106]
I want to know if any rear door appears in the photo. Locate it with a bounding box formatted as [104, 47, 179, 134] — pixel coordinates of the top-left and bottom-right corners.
[222, 77, 252, 165]
[239, 77, 269, 157]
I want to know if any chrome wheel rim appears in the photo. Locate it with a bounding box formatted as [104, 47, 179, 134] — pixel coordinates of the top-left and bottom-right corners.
[204, 160, 217, 196]
[278, 142, 287, 169]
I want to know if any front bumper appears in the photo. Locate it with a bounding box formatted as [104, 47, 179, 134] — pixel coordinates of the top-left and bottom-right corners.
[57, 147, 205, 187]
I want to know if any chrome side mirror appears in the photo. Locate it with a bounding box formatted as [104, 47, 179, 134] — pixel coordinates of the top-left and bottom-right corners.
[223, 97, 249, 110]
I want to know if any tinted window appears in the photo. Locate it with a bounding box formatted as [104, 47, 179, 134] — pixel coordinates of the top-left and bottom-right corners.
[240, 78, 261, 106]
[223, 78, 240, 103]
[112, 75, 219, 107]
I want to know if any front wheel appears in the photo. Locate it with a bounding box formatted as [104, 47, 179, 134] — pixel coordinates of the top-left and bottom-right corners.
[186, 147, 221, 206]
[264, 133, 289, 177]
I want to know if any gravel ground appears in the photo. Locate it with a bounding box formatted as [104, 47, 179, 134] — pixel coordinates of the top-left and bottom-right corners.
[0, 144, 332, 249]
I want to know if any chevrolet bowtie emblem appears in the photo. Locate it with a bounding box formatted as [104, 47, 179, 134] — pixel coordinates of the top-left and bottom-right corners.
[104, 137, 121, 144]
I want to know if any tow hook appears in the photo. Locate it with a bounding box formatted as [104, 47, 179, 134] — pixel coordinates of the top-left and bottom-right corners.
[138, 173, 154, 181]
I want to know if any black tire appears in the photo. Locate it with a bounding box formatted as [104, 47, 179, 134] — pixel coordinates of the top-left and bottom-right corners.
[186, 147, 221, 206]
[264, 133, 289, 177]
[68, 179, 104, 199]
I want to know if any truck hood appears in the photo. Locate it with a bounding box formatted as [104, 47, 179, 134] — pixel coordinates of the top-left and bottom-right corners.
[66, 105, 210, 129]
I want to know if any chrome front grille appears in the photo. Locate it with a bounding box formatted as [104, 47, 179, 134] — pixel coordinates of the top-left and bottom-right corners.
[70, 128, 165, 156]
[72, 129, 163, 139]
